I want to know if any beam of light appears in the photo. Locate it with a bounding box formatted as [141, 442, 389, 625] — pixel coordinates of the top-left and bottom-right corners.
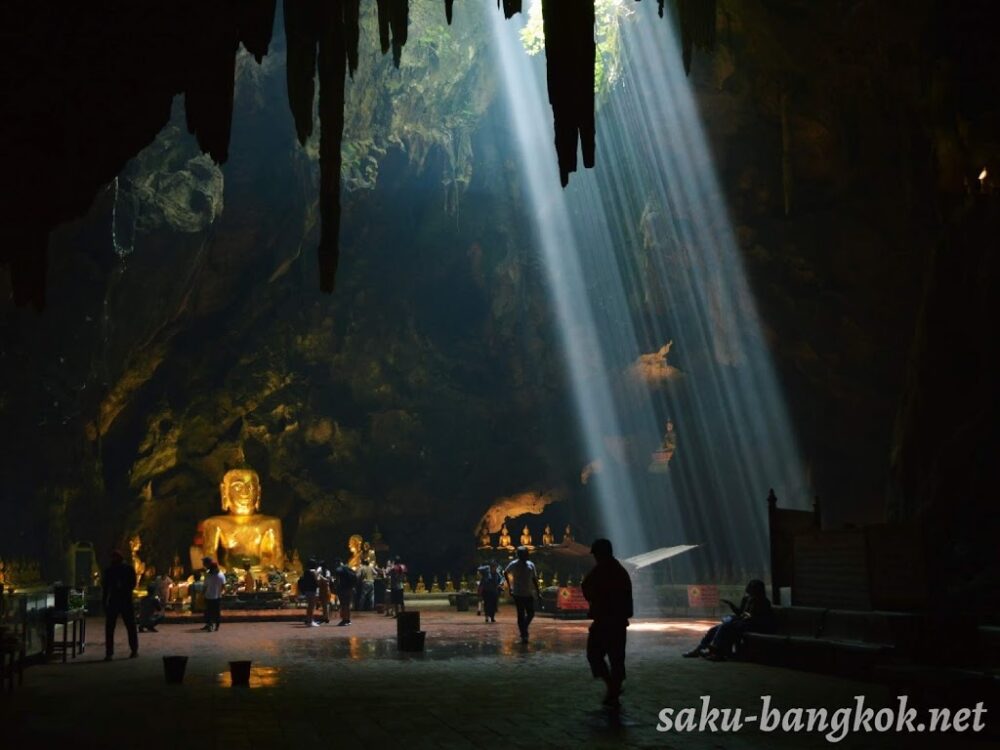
[488, 2, 810, 581]
[488, 8, 651, 558]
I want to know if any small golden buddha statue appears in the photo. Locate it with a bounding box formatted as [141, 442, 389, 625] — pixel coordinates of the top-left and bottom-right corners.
[170, 554, 185, 581]
[415, 574, 427, 593]
[129, 535, 146, 583]
[201, 468, 284, 570]
[445, 575, 456, 592]
[243, 568, 255, 593]
[542, 524, 555, 546]
[430, 575, 441, 593]
[520, 525, 533, 547]
[498, 524, 513, 549]
[563, 524, 574, 544]
[477, 521, 492, 548]
[551, 571, 560, 587]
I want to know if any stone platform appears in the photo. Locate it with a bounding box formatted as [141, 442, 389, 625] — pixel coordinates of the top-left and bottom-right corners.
[2, 610, 984, 749]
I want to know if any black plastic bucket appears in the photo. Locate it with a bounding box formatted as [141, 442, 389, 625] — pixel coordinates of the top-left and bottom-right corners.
[162, 655, 188, 684]
[229, 660, 252, 686]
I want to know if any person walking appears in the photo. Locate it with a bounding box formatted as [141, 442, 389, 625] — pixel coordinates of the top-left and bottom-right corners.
[504, 546, 540, 643]
[202, 558, 226, 632]
[581, 538, 633, 708]
[333, 558, 357, 626]
[478, 561, 504, 624]
[102, 549, 139, 660]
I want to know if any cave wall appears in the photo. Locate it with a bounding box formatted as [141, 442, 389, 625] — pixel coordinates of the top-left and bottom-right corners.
[1, 1, 997, 595]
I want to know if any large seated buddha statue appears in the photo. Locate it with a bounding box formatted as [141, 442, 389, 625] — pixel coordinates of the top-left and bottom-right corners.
[201, 468, 284, 570]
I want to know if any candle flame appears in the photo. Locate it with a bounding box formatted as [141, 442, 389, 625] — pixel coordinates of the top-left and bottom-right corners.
[980, 167, 988, 182]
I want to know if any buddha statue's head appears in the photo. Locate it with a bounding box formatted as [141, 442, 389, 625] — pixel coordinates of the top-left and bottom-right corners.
[220, 468, 262, 516]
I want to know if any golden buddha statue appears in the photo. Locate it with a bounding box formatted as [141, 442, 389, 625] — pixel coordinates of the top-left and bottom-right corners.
[498, 523, 513, 549]
[347, 535, 364, 569]
[415, 574, 427, 593]
[520, 525, 533, 547]
[201, 468, 284, 570]
[477, 521, 492, 549]
[430, 575, 441, 593]
[542, 524, 555, 546]
[445, 575, 455, 592]
[129, 535, 146, 583]
[563, 524, 574, 544]
[551, 571, 560, 587]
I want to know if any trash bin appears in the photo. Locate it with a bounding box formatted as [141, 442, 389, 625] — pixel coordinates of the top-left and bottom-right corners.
[456, 592, 470, 612]
[229, 660, 252, 686]
[162, 655, 188, 685]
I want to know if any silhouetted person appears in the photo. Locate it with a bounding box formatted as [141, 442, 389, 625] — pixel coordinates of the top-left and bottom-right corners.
[102, 549, 138, 660]
[478, 561, 504, 624]
[298, 558, 320, 627]
[504, 546, 540, 643]
[387, 557, 407, 617]
[138, 586, 164, 632]
[202, 559, 225, 632]
[683, 579, 774, 660]
[581, 538, 633, 707]
[333, 558, 357, 626]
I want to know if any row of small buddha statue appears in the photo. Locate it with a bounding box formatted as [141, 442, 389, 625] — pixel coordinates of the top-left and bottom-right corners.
[0, 558, 43, 588]
[406, 570, 579, 593]
[478, 522, 574, 550]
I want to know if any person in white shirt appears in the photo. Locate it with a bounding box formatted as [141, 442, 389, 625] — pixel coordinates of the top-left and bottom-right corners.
[202, 558, 226, 632]
[504, 546, 540, 643]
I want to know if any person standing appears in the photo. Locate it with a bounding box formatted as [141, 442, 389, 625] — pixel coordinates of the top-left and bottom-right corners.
[478, 561, 504, 624]
[298, 559, 320, 627]
[581, 538, 633, 708]
[102, 549, 139, 660]
[387, 557, 407, 617]
[333, 558, 357, 626]
[316, 563, 333, 624]
[357, 558, 376, 611]
[202, 559, 226, 632]
[504, 546, 540, 643]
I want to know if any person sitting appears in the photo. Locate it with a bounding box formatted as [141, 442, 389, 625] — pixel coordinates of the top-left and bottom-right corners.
[683, 579, 774, 660]
[137, 586, 165, 633]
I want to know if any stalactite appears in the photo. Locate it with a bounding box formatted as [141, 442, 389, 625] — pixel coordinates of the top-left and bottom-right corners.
[673, 0, 716, 75]
[237, 0, 277, 64]
[541, 0, 595, 187]
[184, 5, 239, 163]
[389, 0, 409, 68]
[445, 0, 455, 26]
[344, 0, 361, 77]
[499, 0, 523, 20]
[316, 3, 347, 293]
[283, 0, 317, 145]
[376, 0, 408, 67]
[376, 0, 391, 54]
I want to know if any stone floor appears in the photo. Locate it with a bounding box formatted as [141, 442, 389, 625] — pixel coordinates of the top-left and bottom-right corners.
[0, 610, 982, 749]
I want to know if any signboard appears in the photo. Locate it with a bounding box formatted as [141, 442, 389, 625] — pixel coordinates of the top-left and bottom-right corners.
[556, 586, 589, 611]
[687, 584, 720, 608]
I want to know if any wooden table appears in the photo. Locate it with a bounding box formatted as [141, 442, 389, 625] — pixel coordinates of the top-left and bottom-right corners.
[45, 609, 86, 663]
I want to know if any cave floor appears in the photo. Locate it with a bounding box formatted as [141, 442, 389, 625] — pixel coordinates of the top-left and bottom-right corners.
[1, 611, 977, 749]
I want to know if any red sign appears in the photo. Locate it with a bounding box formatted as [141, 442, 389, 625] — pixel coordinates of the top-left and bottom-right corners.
[557, 586, 589, 611]
[687, 585, 720, 608]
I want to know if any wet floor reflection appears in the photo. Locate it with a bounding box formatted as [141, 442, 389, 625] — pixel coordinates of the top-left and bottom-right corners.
[216, 665, 282, 688]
